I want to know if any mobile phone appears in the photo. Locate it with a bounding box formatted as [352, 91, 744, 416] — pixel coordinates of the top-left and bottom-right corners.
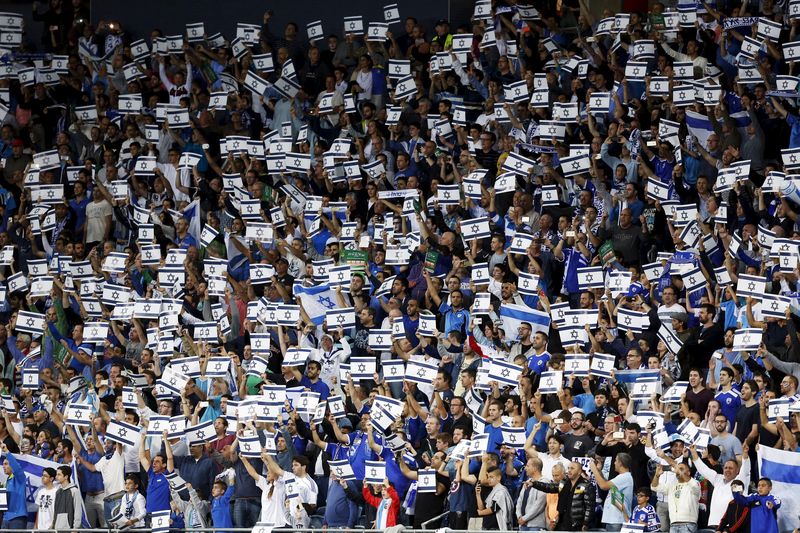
[198, 401, 209, 409]
[662, 464, 672, 472]
[554, 418, 565, 425]
[613, 431, 625, 440]
[647, 140, 658, 147]
[566, 230, 576, 238]
[202, 143, 209, 150]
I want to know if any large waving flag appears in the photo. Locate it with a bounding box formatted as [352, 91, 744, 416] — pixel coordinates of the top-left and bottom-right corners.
[181, 198, 202, 243]
[293, 283, 339, 325]
[758, 445, 800, 531]
[9, 454, 64, 526]
[499, 302, 550, 338]
[685, 109, 750, 151]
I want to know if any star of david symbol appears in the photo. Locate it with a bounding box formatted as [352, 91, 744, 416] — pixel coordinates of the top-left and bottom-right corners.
[118, 428, 128, 437]
[681, 14, 688, 22]
[585, 273, 593, 282]
[269, 311, 276, 321]
[294, 158, 301, 167]
[232, 141, 240, 150]
[283, 310, 293, 320]
[514, 161, 523, 169]
[632, 68, 640, 76]
[46, 189, 54, 198]
[743, 334, 751, 344]
[571, 160, 580, 170]
[170, 377, 178, 386]
[6, 18, 13, 25]
[243, 442, 251, 451]
[336, 271, 345, 281]
[500, 368, 511, 378]
[470, 224, 481, 235]
[166, 273, 176, 283]
[624, 316, 632, 325]
[111, 290, 120, 300]
[75, 410, 82, 419]
[792, 155, 798, 164]
[349, 22, 356, 30]
[180, 363, 189, 373]
[6, 34, 13, 43]
[372, 28, 379, 36]
[91, 327, 98, 337]
[570, 330, 579, 339]
[144, 251, 152, 259]
[416, 368, 426, 378]
[336, 314, 346, 324]
[191, 29, 197, 36]
[370, 467, 378, 477]
[547, 126, 556, 135]
[255, 227, 264, 238]
[508, 433, 517, 443]
[571, 360, 580, 370]
[545, 377, 553, 387]
[535, 93, 543, 102]
[771, 301, 779, 311]
[678, 67, 686, 76]
[442, 191, 452, 200]
[748, 282, 755, 291]
[169, 422, 177, 431]
[522, 279, 530, 288]
[214, 362, 223, 371]
[389, 365, 398, 375]
[639, 384, 648, 393]
[597, 360, 605, 369]
[514, 88, 521, 96]
[125, 100, 132, 109]
[197, 430, 205, 439]
[275, 160, 284, 169]
[26, 317, 34, 327]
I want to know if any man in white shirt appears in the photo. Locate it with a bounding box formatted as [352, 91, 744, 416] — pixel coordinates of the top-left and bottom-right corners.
[651, 461, 700, 533]
[657, 286, 687, 333]
[34, 467, 59, 530]
[291, 455, 319, 513]
[688, 443, 750, 530]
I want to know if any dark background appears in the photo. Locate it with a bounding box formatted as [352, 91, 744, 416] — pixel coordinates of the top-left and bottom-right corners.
[2, 0, 471, 52]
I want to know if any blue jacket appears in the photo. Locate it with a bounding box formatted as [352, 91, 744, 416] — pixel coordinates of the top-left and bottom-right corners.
[2, 453, 29, 520]
[210, 485, 234, 531]
[733, 492, 780, 533]
[324, 479, 360, 528]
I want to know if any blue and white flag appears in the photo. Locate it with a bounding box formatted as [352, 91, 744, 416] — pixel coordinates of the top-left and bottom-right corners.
[685, 109, 750, 151]
[539, 371, 563, 394]
[293, 283, 339, 325]
[500, 426, 526, 448]
[499, 303, 550, 338]
[758, 446, 800, 531]
[590, 353, 616, 378]
[614, 369, 660, 384]
[181, 198, 202, 243]
[66, 403, 92, 427]
[106, 420, 141, 447]
[329, 459, 356, 480]
[152, 509, 171, 532]
[488, 359, 522, 386]
[365, 460, 386, 484]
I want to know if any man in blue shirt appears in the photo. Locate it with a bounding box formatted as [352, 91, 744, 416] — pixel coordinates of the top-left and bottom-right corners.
[526, 332, 551, 374]
[733, 478, 781, 533]
[140, 430, 175, 514]
[0, 443, 28, 529]
[439, 289, 470, 337]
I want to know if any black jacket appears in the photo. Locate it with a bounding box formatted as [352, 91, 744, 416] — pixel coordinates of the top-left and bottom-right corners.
[531, 478, 595, 530]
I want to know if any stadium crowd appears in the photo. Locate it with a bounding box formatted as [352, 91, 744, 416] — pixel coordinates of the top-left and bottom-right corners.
[0, 0, 799, 532]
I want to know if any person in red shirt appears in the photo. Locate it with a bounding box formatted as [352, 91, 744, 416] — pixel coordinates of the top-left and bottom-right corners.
[362, 478, 400, 529]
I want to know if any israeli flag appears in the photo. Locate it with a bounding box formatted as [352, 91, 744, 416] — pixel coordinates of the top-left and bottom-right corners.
[293, 283, 339, 325]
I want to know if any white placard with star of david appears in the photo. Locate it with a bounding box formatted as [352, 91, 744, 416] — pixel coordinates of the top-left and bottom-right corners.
[405, 359, 439, 385]
[564, 354, 590, 376]
[106, 419, 141, 447]
[576, 266, 604, 290]
[65, 403, 92, 428]
[364, 460, 386, 484]
[736, 273, 766, 300]
[329, 459, 356, 480]
[590, 353, 616, 379]
[381, 360, 406, 383]
[349, 357, 377, 380]
[733, 327, 762, 351]
[488, 359, 522, 386]
[368, 329, 393, 351]
[342, 16, 364, 35]
[538, 371, 563, 395]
